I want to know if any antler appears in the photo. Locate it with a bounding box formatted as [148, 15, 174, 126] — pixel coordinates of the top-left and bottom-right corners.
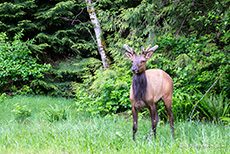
[141, 45, 159, 54]
[124, 44, 136, 55]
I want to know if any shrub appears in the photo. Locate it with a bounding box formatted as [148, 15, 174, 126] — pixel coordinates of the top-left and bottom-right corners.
[74, 67, 132, 115]
[171, 90, 194, 121]
[156, 33, 230, 96]
[0, 31, 51, 94]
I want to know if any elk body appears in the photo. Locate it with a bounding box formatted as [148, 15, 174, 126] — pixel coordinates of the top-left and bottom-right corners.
[124, 44, 174, 141]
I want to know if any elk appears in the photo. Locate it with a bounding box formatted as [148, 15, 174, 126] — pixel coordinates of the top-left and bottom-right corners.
[124, 44, 174, 141]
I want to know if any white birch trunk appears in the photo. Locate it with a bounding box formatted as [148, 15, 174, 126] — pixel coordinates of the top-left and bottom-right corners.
[85, 0, 109, 69]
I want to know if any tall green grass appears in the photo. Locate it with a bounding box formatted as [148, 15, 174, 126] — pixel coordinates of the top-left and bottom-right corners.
[0, 95, 229, 153]
[0, 95, 75, 122]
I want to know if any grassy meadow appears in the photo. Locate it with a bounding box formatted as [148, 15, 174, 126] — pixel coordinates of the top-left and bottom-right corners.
[0, 95, 229, 153]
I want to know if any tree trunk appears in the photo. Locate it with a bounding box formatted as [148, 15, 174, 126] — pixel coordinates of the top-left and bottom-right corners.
[85, 0, 110, 69]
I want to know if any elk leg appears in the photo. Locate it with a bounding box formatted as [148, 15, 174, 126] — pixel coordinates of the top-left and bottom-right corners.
[132, 107, 138, 141]
[163, 97, 174, 138]
[147, 104, 159, 140]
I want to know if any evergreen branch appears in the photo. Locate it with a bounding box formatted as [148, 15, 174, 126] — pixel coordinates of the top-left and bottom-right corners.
[59, 16, 97, 44]
[167, 20, 177, 33]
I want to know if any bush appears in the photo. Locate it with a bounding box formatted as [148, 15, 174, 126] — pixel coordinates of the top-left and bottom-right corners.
[156, 33, 230, 96]
[74, 67, 132, 115]
[0, 31, 51, 94]
[170, 89, 194, 121]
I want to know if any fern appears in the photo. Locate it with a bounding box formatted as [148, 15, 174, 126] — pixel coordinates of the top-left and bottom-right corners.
[174, 53, 192, 68]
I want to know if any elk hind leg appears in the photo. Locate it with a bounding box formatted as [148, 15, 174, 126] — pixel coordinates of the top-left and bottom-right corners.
[163, 97, 174, 138]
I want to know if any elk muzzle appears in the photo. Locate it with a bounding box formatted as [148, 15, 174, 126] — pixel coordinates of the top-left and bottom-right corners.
[131, 65, 139, 74]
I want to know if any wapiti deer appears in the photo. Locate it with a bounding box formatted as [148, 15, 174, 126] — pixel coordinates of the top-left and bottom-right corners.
[124, 44, 174, 141]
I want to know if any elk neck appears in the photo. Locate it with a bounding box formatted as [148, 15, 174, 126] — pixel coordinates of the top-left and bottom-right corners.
[132, 71, 147, 101]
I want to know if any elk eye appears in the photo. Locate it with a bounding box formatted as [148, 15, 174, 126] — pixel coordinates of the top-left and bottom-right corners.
[142, 60, 146, 63]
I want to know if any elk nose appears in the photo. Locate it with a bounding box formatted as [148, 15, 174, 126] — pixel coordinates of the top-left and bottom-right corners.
[131, 66, 138, 73]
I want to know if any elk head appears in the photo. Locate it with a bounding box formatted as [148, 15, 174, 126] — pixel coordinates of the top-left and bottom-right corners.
[124, 44, 159, 74]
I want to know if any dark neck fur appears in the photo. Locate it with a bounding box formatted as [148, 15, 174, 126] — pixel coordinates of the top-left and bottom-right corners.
[132, 72, 147, 101]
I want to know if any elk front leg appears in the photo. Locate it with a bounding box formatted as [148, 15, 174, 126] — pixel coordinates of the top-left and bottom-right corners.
[132, 106, 138, 141]
[147, 104, 159, 140]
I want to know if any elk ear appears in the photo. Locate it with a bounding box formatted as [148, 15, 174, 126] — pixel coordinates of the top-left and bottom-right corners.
[124, 52, 133, 60]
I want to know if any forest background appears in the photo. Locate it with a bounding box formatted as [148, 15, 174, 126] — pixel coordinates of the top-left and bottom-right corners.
[0, 0, 230, 122]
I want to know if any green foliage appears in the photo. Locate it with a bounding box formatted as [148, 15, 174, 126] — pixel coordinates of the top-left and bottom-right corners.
[29, 57, 102, 97]
[155, 33, 230, 95]
[74, 57, 102, 79]
[74, 66, 132, 115]
[11, 103, 32, 122]
[95, 0, 230, 102]
[171, 90, 194, 121]
[222, 115, 230, 124]
[14, 85, 35, 95]
[1, 0, 230, 122]
[0, 31, 50, 93]
[43, 104, 69, 122]
[196, 91, 230, 122]
[30, 80, 58, 95]
[0, 0, 96, 58]
[0, 93, 7, 103]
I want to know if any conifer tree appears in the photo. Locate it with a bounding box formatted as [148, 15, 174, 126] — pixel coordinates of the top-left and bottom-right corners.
[0, 0, 95, 60]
